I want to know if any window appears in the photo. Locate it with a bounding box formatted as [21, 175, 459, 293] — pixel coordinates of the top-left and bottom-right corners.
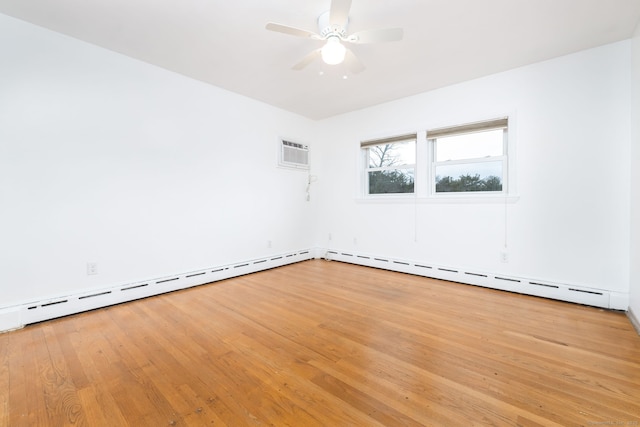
[361, 134, 416, 195]
[359, 118, 511, 199]
[428, 118, 508, 194]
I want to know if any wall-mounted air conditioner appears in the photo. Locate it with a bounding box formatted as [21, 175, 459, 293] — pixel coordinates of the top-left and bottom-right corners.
[279, 139, 309, 170]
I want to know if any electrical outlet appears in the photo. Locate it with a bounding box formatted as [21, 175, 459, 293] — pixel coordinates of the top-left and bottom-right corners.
[87, 262, 98, 275]
[353, 237, 358, 245]
[328, 233, 332, 241]
[500, 252, 509, 263]
[267, 240, 272, 248]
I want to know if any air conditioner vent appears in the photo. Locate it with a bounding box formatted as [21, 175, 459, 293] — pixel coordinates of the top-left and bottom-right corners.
[279, 139, 309, 170]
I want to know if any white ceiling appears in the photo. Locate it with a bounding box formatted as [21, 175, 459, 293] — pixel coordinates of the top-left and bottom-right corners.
[1, 0, 640, 120]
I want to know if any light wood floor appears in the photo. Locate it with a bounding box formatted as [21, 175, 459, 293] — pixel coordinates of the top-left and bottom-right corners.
[1, 260, 639, 426]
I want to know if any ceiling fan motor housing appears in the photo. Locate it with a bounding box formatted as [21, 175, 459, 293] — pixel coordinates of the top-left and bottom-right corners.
[318, 10, 348, 39]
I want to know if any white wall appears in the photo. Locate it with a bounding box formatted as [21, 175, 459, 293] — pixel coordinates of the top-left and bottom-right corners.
[315, 41, 632, 296]
[630, 22, 640, 325]
[0, 14, 318, 308]
[0, 12, 635, 320]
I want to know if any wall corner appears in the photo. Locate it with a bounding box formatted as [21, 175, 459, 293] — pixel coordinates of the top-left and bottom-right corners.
[627, 307, 640, 336]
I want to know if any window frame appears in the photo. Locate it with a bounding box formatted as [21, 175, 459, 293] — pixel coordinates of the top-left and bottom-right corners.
[361, 134, 417, 196]
[359, 117, 515, 201]
[428, 120, 508, 196]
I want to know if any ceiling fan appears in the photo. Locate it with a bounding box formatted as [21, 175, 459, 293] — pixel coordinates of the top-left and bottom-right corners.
[265, 0, 403, 74]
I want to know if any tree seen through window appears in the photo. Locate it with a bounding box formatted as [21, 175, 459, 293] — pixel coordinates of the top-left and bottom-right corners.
[367, 142, 415, 194]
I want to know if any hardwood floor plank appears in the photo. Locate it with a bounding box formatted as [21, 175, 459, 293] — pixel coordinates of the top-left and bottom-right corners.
[313, 305, 640, 420]
[5, 330, 31, 427]
[2, 260, 639, 426]
[228, 328, 384, 426]
[123, 302, 265, 425]
[11, 328, 53, 426]
[308, 357, 464, 426]
[315, 339, 569, 426]
[76, 383, 129, 426]
[0, 329, 9, 426]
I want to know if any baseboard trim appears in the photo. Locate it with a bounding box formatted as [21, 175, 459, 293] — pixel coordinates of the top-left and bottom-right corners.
[320, 248, 627, 310]
[0, 249, 315, 333]
[2, 247, 629, 334]
[628, 307, 640, 336]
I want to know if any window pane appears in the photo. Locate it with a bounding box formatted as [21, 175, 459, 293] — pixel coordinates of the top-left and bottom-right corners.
[369, 170, 415, 194]
[435, 161, 503, 192]
[436, 129, 503, 162]
[368, 141, 415, 168]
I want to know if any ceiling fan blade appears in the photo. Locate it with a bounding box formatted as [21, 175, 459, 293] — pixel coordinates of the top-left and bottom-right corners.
[292, 49, 321, 70]
[329, 0, 352, 26]
[266, 22, 322, 40]
[347, 28, 404, 44]
[344, 49, 365, 74]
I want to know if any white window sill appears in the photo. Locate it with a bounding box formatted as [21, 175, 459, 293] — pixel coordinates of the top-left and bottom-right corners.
[356, 195, 520, 204]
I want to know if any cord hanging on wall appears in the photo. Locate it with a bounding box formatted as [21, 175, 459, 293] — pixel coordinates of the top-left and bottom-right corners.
[306, 175, 318, 201]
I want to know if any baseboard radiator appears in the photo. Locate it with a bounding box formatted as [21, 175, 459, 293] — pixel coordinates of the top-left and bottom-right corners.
[0, 247, 630, 333]
[0, 249, 315, 333]
[322, 249, 629, 311]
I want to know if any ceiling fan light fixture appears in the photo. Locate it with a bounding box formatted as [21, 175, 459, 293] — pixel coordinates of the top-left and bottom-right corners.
[266, 0, 403, 73]
[321, 37, 346, 65]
